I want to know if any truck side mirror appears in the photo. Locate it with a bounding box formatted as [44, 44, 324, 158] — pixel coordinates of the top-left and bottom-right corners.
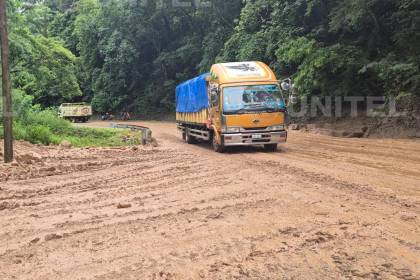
[281, 81, 290, 91]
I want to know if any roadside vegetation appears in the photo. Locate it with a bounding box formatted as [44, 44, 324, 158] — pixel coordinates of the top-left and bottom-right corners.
[0, 90, 141, 147]
[7, 0, 419, 115]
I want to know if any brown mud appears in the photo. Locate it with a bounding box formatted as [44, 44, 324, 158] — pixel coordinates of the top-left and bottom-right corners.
[0, 121, 419, 279]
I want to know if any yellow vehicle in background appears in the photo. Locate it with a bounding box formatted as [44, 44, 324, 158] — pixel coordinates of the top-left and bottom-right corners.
[176, 61, 288, 152]
[58, 103, 92, 123]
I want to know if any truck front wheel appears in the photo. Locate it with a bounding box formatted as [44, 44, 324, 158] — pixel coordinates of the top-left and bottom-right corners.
[264, 144, 278, 152]
[212, 134, 225, 153]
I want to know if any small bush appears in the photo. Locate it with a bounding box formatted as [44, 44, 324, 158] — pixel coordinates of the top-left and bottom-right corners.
[12, 122, 27, 140]
[25, 125, 56, 145]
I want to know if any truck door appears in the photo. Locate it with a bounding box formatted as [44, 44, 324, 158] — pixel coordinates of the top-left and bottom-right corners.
[209, 85, 222, 131]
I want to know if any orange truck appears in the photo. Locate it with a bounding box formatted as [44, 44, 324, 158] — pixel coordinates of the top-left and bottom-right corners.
[176, 61, 287, 153]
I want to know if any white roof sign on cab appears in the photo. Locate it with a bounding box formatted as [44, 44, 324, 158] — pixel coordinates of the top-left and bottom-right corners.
[222, 62, 265, 78]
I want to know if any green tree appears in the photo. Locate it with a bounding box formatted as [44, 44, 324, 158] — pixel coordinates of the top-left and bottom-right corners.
[221, 0, 420, 99]
[8, 0, 82, 107]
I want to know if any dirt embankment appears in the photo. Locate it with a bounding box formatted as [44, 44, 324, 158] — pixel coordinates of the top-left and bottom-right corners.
[289, 95, 420, 139]
[289, 116, 420, 139]
[1, 122, 419, 279]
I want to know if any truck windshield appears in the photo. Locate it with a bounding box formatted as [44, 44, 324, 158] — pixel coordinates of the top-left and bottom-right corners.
[223, 84, 285, 114]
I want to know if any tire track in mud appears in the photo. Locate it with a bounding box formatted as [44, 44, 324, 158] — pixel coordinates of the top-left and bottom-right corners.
[1, 144, 258, 260]
[0, 123, 419, 279]
[243, 157, 420, 209]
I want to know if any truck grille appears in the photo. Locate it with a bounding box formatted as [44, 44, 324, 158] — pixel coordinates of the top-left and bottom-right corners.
[242, 134, 271, 143]
[242, 127, 268, 131]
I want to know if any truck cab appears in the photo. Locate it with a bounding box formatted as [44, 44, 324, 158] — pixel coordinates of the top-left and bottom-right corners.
[209, 61, 287, 152]
[176, 61, 287, 152]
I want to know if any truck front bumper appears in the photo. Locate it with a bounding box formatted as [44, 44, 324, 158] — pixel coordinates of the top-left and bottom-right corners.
[223, 131, 287, 147]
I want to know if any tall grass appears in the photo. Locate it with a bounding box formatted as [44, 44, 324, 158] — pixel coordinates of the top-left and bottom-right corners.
[0, 90, 141, 147]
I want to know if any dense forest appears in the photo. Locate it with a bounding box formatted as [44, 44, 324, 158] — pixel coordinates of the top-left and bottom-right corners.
[5, 0, 420, 115]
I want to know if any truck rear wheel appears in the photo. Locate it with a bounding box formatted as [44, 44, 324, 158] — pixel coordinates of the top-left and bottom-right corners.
[185, 129, 196, 144]
[212, 135, 225, 153]
[264, 144, 278, 152]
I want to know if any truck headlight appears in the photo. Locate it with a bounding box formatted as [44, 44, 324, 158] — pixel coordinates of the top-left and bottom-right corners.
[268, 125, 285, 131]
[222, 126, 241, 133]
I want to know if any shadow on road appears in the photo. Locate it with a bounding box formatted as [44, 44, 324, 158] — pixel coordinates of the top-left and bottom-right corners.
[192, 140, 285, 154]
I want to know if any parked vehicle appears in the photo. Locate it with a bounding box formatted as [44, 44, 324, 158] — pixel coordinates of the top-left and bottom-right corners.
[176, 61, 288, 153]
[101, 112, 114, 121]
[58, 103, 92, 123]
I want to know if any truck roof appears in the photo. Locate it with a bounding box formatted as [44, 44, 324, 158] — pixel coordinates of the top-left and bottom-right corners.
[210, 61, 277, 85]
[60, 103, 90, 106]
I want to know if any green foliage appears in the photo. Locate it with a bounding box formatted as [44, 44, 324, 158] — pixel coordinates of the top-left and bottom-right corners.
[4, 0, 420, 118]
[276, 39, 367, 96]
[361, 57, 420, 97]
[25, 125, 55, 145]
[70, 0, 243, 114]
[24, 3, 54, 36]
[0, 90, 141, 147]
[222, 0, 420, 99]
[8, 1, 82, 107]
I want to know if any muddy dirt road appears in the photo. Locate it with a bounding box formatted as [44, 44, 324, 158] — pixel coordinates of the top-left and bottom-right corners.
[1, 121, 419, 279]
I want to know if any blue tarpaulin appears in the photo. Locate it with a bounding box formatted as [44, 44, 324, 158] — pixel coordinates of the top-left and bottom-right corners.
[176, 73, 209, 113]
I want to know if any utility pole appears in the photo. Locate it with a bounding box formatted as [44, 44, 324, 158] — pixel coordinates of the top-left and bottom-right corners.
[0, 0, 13, 163]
